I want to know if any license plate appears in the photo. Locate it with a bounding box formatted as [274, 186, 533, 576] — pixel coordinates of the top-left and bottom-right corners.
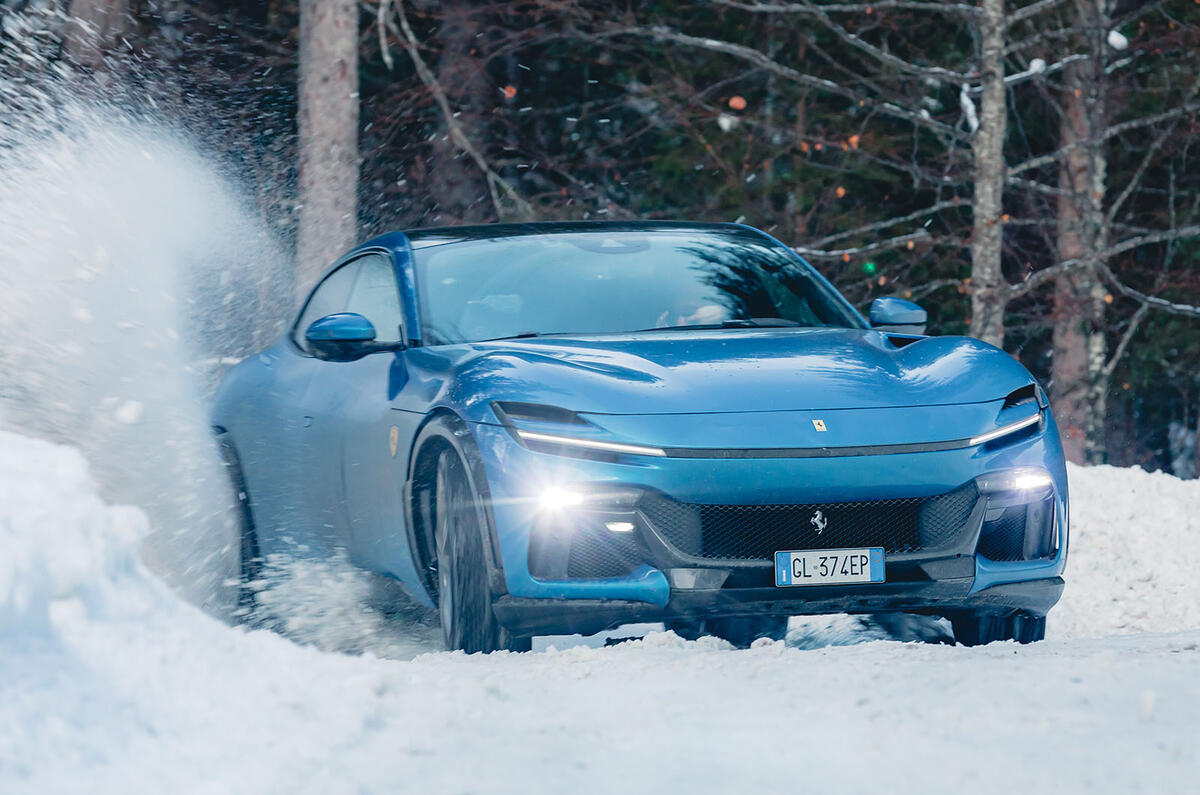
[774, 547, 885, 587]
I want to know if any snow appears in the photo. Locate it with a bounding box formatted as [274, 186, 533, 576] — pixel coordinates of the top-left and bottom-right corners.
[1054, 464, 1200, 639]
[1108, 30, 1130, 51]
[1, 429, 1199, 793]
[959, 84, 979, 134]
[0, 111, 292, 619]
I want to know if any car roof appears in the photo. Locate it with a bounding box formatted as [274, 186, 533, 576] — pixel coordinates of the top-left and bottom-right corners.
[400, 220, 772, 250]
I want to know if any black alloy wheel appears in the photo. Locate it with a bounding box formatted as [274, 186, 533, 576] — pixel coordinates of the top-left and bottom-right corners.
[434, 450, 531, 653]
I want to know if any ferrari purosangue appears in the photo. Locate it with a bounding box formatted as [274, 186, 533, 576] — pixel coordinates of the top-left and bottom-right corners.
[212, 222, 1067, 651]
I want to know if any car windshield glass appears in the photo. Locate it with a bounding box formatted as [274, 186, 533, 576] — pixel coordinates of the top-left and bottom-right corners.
[412, 229, 865, 345]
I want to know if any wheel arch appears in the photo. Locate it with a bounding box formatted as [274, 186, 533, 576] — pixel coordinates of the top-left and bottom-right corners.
[405, 409, 508, 601]
[213, 427, 262, 602]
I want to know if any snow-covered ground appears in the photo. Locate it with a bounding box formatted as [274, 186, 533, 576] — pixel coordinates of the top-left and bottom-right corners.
[1, 429, 1198, 794]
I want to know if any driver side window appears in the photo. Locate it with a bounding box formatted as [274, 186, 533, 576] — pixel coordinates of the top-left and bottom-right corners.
[294, 253, 404, 353]
[345, 254, 405, 344]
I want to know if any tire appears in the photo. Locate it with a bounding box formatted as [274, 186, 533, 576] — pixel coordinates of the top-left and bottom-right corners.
[434, 450, 530, 653]
[216, 433, 262, 615]
[951, 612, 1046, 646]
[703, 615, 789, 648]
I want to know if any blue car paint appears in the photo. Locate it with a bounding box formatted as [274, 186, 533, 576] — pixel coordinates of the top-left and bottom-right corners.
[211, 222, 1067, 619]
[869, 296, 928, 326]
[304, 312, 377, 342]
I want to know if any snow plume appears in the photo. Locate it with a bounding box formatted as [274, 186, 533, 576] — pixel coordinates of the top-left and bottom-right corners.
[0, 63, 291, 617]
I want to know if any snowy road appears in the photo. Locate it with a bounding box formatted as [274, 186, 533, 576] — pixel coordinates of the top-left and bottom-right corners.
[2, 430, 1199, 794]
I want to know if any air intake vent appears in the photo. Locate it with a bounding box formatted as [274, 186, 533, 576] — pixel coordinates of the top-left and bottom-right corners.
[1002, 384, 1038, 410]
[493, 401, 587, 426]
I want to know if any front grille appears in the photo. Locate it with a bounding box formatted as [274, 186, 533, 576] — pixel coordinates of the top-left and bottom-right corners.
[566, 527, 646, 578]
[638, 483, 978, 561]
[528, 516, 649, 580]
[977, 497, 1055, 562]
[977, 508, 1026, 561]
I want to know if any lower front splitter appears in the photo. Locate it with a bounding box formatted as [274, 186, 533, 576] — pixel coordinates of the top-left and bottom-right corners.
[491, 576, 1065, 638]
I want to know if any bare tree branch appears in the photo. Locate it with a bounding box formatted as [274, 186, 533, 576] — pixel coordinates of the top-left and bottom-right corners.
[898, 277, 963, 301]
[794, 229, 932, 259]
[806, 199, 966, 248]
[1106, 123, 1178, 224]
[589, 25, 968, 140]
[712, 0, 969, 82]
[389, 3, 533, 219]
[1006, 175, 1069, 197]
[1100, 264, 1200, 319]
[1010, 103, 1200, 176]
[377, 0, 394, 71]
[1007, 0, 1072, 26]
[1103, 303, 1149, 378]
[1005, 225, 1200, 301]
[707, 0, 978, 15]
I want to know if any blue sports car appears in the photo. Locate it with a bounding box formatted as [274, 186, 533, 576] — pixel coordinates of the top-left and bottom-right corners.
[212, 221, 1067, 652]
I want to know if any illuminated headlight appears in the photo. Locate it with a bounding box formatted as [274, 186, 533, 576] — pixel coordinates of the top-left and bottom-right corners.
[976, 467, 1054, 497]
[537, 487, 586, 511]
[969, 412, 1042, 447]
[515, 429, 667, 458]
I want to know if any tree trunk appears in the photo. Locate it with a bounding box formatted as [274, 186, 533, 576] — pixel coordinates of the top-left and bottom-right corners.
[64, 0, 128, 68]
[296, 0, 359, 294]
[1052, 2, 1110, 465]
[967, 0, 1008, 348]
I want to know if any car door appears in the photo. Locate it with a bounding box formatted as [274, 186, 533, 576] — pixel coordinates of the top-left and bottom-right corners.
[300, 251, 426, 593]
[266, 256, 373, 554]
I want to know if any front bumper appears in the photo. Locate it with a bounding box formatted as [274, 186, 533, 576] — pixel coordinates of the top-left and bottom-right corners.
[469, 412, 1069, 636]
[493, 577, 1066, 638]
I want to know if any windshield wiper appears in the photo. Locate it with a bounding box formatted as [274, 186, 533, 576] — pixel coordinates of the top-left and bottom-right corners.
[479, 331, 544, 341]
[631, 318, 803, 333]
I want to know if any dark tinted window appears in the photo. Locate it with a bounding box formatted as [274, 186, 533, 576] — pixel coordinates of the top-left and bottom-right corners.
[294, 253, 404, 352]
[412, 230, 863, 344]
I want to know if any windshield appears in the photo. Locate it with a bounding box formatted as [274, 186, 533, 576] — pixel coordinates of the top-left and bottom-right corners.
[411, 229, 865, 344]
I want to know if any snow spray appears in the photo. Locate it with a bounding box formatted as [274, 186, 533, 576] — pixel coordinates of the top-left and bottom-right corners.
[0, 64, 292, 618]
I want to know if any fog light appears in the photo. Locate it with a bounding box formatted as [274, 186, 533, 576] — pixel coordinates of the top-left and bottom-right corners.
[605, 521, 636, 533]
[538, 487, 585, 511]
[667, 568, 729, 590]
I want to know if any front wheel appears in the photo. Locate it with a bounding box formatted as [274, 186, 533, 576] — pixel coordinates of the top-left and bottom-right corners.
[951, 612, 1046, 646]
[434, 450, 530, 653]
[216, 433, 261, 616]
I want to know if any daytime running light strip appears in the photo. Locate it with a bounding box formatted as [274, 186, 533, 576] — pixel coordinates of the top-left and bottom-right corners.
[515, 429, 667, 457]
[968, 413, 1042, 447]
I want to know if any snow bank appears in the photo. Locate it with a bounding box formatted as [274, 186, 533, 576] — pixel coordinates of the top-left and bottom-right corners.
[1, 429, 1199, 794]
[0, 431, 149, 636]
[1055, 463, 1200, 639]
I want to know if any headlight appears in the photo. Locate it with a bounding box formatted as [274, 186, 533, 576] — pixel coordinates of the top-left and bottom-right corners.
[969, 411, 1042, 447]
[537, 486, 586, 511]
[494, 401, 668, 459]
[976, 466, 1053, 498]
[515, 429, 666, 458]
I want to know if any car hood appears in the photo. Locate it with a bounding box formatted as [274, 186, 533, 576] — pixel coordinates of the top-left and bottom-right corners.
[439, 327, 1033, 418]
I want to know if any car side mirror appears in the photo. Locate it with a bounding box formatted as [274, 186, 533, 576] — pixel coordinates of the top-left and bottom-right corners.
[305, 313, 398, 361]
[869, 297, 927, 336]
